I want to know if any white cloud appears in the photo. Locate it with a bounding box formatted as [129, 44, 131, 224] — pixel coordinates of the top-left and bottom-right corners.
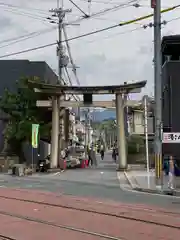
[0, 0, 180, 100]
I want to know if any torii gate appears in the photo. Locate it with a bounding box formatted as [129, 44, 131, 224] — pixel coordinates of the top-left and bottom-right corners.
[28, 80, 146, 170]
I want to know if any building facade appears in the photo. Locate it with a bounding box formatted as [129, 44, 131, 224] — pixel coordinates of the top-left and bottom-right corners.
[129, 109, 154, 135]
[161, 35, 180, 162]
[0, 60, 58, 162]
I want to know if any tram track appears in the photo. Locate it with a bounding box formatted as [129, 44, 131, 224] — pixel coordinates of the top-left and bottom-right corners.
[0, 203, 179, 240]
[0, 236, 16, 240]
[0, 210, 122, 240]
[0, 194, 179, 230]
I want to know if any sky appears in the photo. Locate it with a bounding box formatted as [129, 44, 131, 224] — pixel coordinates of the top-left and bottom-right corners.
[0, 0, 180, 100]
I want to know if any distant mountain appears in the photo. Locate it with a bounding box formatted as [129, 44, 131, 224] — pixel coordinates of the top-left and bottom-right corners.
[91, 109, 116, 122]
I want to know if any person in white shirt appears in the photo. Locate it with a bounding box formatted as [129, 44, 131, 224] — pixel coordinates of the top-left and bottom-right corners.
[168, 156, 175, 190]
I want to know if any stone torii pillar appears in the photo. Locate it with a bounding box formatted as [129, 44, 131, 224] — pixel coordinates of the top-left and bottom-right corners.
[50, 97, 59, 168]
[115, 93, 127, 170]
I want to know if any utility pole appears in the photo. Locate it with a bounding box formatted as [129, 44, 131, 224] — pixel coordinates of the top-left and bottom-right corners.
[123, 82, 129, 138]
[86, 108, 91, 146]
[152, 0, 163, 188]
[143, 95, 150, 188]
[49, 7, 71, 83]
[84, 108, 90, 158]
[49, 6, 71, 168]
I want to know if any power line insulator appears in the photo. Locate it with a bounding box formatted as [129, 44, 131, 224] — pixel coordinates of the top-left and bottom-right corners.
[133, 3, 140, 8]
[148, 22, 153, 27]
[162, 20, 167, 25]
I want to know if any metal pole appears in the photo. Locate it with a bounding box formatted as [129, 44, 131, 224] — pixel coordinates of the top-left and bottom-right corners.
[58, 8, 63, 156]
[87, 109, 91, 145]
[116, 93, 127, 170]
[58, 10, 63, 83]
[49, 7, 63, 168]
[123, 82, 129, 138]
[84, 109, 88, 158]
[144, 96, 150, 188]
[153, 0, 163, 188]
[32, 147, 34, 171]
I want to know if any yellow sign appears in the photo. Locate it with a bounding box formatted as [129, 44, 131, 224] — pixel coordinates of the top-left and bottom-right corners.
[155, 154, 162, 179]
[32, 124, 39, 148]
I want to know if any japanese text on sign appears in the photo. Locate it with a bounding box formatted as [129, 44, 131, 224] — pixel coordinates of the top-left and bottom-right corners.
[162, 132, 180, 143]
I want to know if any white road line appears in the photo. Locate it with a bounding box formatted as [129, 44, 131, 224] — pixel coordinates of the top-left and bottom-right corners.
[123, 171, 138, 188]
[53, 172, 61, 176]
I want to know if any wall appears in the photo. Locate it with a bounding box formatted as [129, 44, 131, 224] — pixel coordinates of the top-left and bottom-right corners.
[22, 140, 50, 165]
[162, 61, 180, 159]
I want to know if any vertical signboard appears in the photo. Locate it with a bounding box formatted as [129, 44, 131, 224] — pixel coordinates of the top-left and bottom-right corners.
[32, 124, 39, 148]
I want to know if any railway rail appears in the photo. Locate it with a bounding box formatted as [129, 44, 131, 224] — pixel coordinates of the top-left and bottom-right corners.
[0, 194, 179, 230]
[0, 236, 16, 240]
[0, 210, 122, 240]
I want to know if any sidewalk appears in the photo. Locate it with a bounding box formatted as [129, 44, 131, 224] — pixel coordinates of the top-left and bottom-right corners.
[124, 170, 180, 196]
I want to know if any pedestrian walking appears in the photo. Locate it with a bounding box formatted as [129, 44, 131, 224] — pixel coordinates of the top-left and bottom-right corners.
[87, 145, 93, 166]
[168, 156, 175, 190]
[100, 144, 104, 160]
[163, 156, 169, 176]
[112, 147, 117, 162]
[90, 143, 97, 167]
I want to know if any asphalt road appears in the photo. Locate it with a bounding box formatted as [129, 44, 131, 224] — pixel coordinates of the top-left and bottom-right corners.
[0, 153, 179, 209]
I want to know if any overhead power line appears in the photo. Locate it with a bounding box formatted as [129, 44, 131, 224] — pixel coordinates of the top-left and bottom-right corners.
[2, 8, 50, 24]
[0, 2, 49, 13]
[68, 0, 89, 17]
[1, 5, 49, 19]
[67, 0, 137, 24]
[0, 0, 137, 27]
[0, 5, 179, 59]
[0, 27, 57, 49]
[64, 68, 80, 101]
[63, 25, 81, 85]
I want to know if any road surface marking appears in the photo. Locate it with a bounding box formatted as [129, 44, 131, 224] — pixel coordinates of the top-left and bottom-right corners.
[53, 172, 61, 176]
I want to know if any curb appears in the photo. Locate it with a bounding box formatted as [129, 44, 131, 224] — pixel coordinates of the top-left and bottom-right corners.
[134, 187, 180, 196]
[124, 171, 180, 197]
[124, 171, 138, 188]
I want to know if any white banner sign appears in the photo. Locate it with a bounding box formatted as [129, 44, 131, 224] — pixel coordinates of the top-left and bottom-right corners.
[162, 132, 180, 143]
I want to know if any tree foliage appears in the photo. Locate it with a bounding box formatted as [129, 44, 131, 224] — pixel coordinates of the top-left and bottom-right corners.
[93, 119, 116, 132]
[0, 77, 50, 161]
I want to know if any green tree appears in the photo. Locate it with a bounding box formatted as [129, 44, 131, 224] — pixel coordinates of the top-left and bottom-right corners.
[95, 119, 116, 148]
[127, 135, 144, 154]
[0, 77, 50, 163]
